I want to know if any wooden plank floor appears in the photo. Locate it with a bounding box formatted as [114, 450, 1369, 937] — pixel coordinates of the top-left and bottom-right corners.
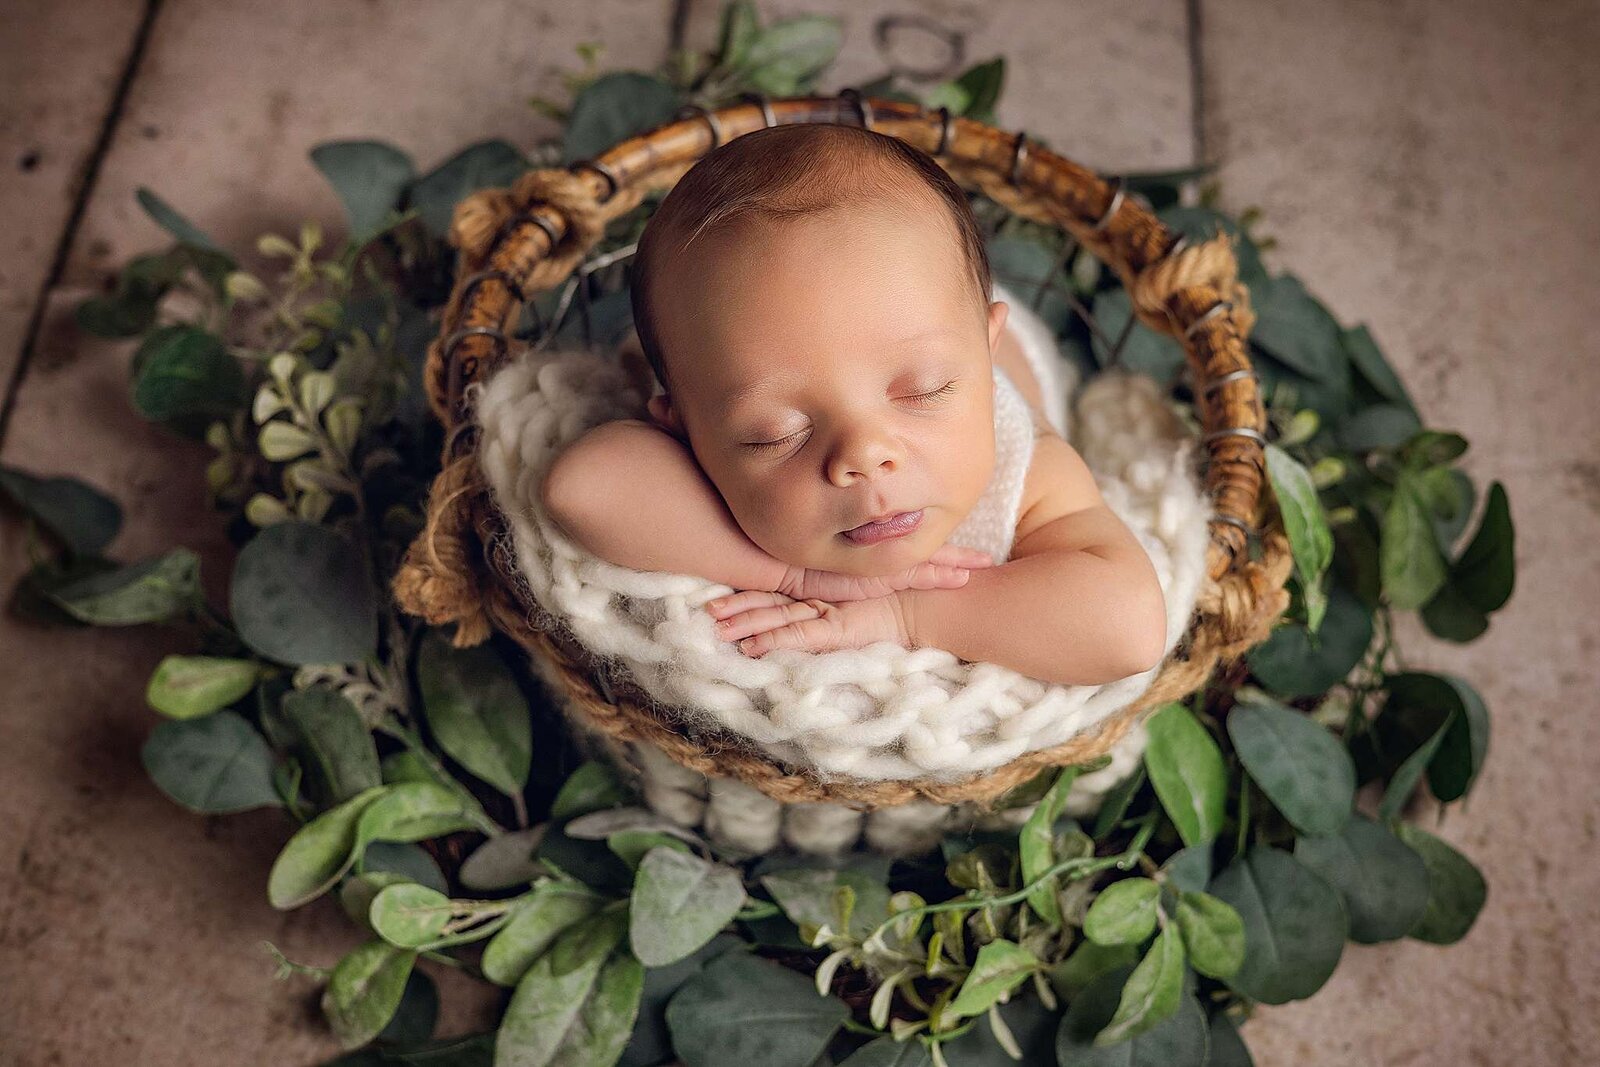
[1, 1, 1594, 1063]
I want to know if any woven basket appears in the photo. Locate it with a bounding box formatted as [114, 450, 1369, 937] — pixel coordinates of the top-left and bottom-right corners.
[392, 89, 1294, 814]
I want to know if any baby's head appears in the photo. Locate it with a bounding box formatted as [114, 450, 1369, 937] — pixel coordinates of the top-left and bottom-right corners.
[628, 124, 1011, 577]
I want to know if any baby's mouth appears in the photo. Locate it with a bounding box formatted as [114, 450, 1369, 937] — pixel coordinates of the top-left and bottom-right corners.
[841, 509, 925, 545]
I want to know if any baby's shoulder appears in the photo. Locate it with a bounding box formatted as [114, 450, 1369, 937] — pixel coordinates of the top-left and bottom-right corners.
[1012, 421, 1106, 555]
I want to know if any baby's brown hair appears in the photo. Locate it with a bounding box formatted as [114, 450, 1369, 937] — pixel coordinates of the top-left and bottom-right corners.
[627, 123, 994, 394]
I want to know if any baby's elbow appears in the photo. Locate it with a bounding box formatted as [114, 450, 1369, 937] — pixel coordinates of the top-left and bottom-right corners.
[540, 434, 611, 536]
[1121, 583, 1168, 677]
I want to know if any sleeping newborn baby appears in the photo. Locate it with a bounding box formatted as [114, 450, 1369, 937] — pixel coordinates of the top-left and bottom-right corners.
[539, 123, 1167, 687]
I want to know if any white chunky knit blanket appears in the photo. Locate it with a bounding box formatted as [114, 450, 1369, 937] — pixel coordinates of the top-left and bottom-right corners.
[473, 283, 1213, 805]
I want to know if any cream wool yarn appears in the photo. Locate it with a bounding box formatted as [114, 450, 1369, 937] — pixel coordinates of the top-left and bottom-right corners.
[472, 282, 1212, 852]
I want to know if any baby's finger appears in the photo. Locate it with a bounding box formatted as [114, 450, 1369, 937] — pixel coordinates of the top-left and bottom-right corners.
[739, 611, 842, 657]
[713, 599, 824, 642]
[929, 544, 996, 569]
[704, 590, 792, 620]
[907, 562, 974, 590]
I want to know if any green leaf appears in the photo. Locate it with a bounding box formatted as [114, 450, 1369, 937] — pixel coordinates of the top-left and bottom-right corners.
[482, 883, 605, 987]
[1451, 480, 1514, 614]
[496, 908, 643, 1067]
[0, 465, 121, 557]
[360, 841, 448, 894]
[1294, 813, 1430, 943]
[758, 867, 890, 942]
[1264, 443, 1334, 631]
[1245, 583, 1373, 698]
[550, 761, 628, 821]
[1423, 675, 1491, 802]
[1339, 324, 1416, 414]
[1095, 925, 1185, 1046]
[1048, 939, 1141, 1001]
[925, 58, 1006, 124]
[283, 686, 382, 802]
[355, 782, 482, 851]
[368, 882, 453, 949]
[628, 847, 746, 967]
[341, 872, 410, 935]
[131, 325, 246, 429]
[1019, 764, 1085, 924]
[1336, 402, 1423, 453]
[1395, 824, 1487, 945]
[1083, 878, 1161, 946]
[836, 1037, 933, 1067]
[1173, 892, 1245, 978]
[45, 547, 199, 625]
[1381, 471, 1449, 610]
[135, 187, 227, 253]
[1055, 965, 1208, 1067]
[608, 829, 692, 871]
[230, 521, 378, 666]
[145, 655, 258, 719]
[1248, 274, 1347, 383]
[741, 17, 842, 96]
[620, 934, 745, 1067]
[321, 939, 416, 1050]
[664, 949, 850, 1067]
[1142, 703, 1228, 848]
[1205, 1011, 1256, 1067]
[460, 826, 549, 892]
[268, 786, 387, 909]
[1227, 695, 1355, 836]
[946, 938, 1040, 1021]
[1207, 847, 1346, 1004]
[1397, 430, 1468, 470]
[407, 140, 528, 241]
[310, 141, 417, 241]
[1157, 845, 1212, 894]
[416, 629, 532, 798]
[1413, 465, 1475, 550]
[1376, 702, 1455, 822]
[713, 0, 760, 69]
[561, 73, 680, 165]
[324, 1033, 494, 1066]
[1091, 765, 1146, 840]
[141, 710, 282, 814]
[376, 968, 439, 1050]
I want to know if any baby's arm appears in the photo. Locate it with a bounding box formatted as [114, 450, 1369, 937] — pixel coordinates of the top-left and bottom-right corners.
[539, 419, 791, 593]
[898, 434, 1169, 686]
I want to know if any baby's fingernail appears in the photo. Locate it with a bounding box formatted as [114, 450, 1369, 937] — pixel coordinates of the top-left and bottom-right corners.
[707, 598, 724, 610]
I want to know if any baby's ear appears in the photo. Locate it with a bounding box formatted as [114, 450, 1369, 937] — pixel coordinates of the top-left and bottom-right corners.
[986, 299, 1010, 352]
[646, 393, 688, 441]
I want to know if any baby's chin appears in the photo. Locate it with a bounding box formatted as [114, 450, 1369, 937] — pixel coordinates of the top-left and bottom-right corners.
[808, 522, 946, 577]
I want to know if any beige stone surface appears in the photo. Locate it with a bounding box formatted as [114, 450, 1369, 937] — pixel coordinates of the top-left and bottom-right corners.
[1199, 1, 1600, 1064]
[3, 0, 1598, 1063]
[0, 1, 145, 407]
[681, 0, 1195, 170]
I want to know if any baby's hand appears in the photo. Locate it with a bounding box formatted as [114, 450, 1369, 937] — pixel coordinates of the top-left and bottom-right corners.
[775, 544, 994, 602]
[704, 590, 910, 658]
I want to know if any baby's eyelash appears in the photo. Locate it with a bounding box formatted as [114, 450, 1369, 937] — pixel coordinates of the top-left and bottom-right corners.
[911, 381, 959, 404]
[740, 382, 958, 453]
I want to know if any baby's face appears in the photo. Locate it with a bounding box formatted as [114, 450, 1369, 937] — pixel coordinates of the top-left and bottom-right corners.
[647, 198, 1009, 577]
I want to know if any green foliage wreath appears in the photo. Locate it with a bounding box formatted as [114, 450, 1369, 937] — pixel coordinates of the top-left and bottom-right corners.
[2, 4, 1513, 1065]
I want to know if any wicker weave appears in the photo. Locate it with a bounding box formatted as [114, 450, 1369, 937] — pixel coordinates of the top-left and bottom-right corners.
[392, 90, 1293, 810]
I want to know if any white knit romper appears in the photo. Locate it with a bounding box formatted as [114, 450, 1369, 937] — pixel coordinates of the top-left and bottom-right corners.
[944, 279, 1072, 563]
